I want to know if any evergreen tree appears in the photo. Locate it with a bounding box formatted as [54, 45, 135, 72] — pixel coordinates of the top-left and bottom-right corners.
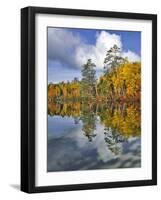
[104, 45, 125, 73]
[81, 59, 97, 98]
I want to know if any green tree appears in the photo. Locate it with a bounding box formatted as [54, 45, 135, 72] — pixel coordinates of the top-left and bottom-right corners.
[104, 45, 125, 73]
[81, 59, 97, 98]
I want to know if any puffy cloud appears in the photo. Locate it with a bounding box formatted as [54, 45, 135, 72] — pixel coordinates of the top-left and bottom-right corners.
[122, 50, 141, 62]
[48, 28, 140, 70]
[76, 31, 122, 69]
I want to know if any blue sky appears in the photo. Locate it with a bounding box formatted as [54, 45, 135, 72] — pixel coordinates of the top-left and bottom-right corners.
[48, 27, 141, 83]
[68, 29, 141, 55]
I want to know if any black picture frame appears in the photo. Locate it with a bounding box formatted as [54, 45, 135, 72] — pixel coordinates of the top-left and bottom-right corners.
[21, 6, 157, 193]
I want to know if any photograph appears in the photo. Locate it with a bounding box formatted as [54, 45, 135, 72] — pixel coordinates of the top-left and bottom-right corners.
[21, 6, 157, 193]
[47, 27, 141, 172]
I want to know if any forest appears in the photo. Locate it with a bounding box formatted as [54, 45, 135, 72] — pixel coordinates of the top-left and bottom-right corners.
[48, 45, 141, 152]
[48, 45, 141, 103]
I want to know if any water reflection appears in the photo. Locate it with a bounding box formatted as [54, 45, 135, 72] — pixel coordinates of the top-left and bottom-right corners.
[48, 101, 141, 172]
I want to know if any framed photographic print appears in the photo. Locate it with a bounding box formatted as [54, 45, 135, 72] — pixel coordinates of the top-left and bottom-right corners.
[21, 6, 157, 193]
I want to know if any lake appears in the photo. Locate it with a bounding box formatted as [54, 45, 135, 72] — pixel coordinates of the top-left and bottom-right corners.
[47, 101, 141, 172]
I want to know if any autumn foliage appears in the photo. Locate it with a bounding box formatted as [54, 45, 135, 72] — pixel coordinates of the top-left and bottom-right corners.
[48, 80, 80, 101]
[48, 101, 141, 138]
[97, 62, 141, 101]
[48, 62, 141, 102]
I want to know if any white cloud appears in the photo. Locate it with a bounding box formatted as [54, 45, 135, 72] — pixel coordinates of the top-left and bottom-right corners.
[48, 28, 140, 70]
[122, 50, 141, 62]
[75, 31, 122, 69]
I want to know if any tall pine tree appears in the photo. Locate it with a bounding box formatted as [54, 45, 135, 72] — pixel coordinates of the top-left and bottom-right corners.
[81, 59, 97, 98]
[104, 44, 125, 74]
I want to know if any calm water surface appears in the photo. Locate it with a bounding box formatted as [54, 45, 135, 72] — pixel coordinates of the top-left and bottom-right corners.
[47, 102, 141, 172]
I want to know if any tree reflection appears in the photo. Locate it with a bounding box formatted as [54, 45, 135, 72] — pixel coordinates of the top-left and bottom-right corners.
[80, 102, 97, 142]
[98, 102, 141, 137]
[73, 116, 80, 125]
[104, 127, 126, 155]
[48, 101, 141, 153]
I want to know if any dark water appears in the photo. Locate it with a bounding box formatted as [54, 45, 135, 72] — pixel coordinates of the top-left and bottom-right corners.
[47, 102, 141, 172]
